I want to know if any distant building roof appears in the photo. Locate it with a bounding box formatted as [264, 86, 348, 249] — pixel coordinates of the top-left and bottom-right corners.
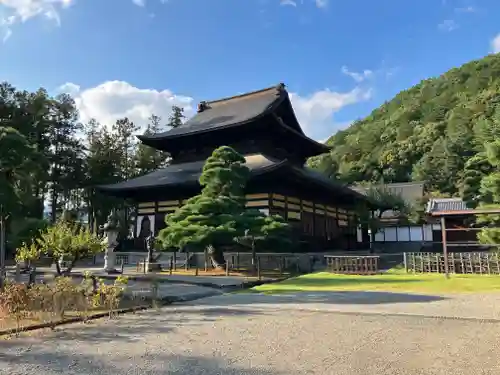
[350, 181, 425, 219]
[351, 182, 425, 203]
[426, 197, 468, 214]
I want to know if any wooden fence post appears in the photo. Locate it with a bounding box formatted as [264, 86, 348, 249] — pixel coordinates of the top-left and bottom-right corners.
[257, 257, 261, 281]
[403, 253, 408, 273]
[226, 260, 230, 276]
[185, 252, 189, 271]
[169, 256, 173, 275]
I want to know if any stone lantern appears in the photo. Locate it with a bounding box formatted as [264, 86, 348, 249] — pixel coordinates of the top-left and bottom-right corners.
[101, 210, 120, 274]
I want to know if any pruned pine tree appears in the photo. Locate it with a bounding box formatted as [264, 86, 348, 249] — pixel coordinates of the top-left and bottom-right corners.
[158, 146, 292, 269]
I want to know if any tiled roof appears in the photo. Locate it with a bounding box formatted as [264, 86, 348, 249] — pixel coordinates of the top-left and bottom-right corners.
[426, 198, 468, 213]
[98, 154, 282, 192]
[139, 84, 287, 140]
[98, 154, 369, 203]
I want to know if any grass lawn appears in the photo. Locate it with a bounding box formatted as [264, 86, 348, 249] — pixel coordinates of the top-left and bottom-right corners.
[250, 270, 500, 294]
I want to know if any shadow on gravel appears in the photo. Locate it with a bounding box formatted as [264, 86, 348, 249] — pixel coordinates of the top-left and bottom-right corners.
[190, 290, 447, 306]
[0, 307, 268, 345]
[280, 277, 422, 288]
[0, 350, 285, 375]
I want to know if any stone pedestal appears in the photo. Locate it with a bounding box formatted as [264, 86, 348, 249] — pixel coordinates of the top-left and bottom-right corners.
[146, 261, 162, 272]
[104, 248, 119, 273]
[102, 227, 120, 274]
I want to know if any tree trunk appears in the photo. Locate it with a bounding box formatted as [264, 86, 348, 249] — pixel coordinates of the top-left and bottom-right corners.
[207, 245, 225, 269]
[251, 239, 257, 273]
[55, 258, 62, 276]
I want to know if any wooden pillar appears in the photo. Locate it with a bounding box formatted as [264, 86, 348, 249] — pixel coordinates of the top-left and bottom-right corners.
[441, 216, 450, 279]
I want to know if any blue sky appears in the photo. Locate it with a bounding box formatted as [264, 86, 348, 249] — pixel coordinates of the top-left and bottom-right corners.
[1, 0, 499, 141]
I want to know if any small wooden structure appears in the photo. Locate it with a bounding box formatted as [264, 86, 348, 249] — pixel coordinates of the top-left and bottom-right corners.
[325, 255, 379, 275]
[428, 207, 500, 277]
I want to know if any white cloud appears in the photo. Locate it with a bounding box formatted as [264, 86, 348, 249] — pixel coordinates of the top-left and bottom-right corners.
[58, 81, 195, 131]
[278, 0, 326, 9]
[57, 82, 81, 96]
[315, 0, 328, 8]
[341, 66, 373, 83]
[455, 6, 476, 13]
[491, 34, 500, 54]
[0, 0, 73, 41]
[438, 19, 458, 32]
[58, 80, 370, 141]
[289, 87, 372, 139]
[132, 0, 146, 6]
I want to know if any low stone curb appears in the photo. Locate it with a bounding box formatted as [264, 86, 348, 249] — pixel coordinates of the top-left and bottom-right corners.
[34, 270, 289, 290]
[0, 291, 221, 337]
[0, 305, 151, 337]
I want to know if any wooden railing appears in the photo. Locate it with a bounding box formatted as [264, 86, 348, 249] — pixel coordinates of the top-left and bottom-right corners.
[324, 255, 379, 275]
[404, 252, 500, 274]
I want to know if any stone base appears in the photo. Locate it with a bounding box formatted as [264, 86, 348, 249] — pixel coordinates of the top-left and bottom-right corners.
[146, 263, 162, 272]
[105, 268, 122, 275]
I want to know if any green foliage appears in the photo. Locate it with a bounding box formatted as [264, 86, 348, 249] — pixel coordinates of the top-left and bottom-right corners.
[355, 185, 413, 243]
[235, 210, 293, 253]
[8, 217, 49, 252]
[365, 186, 412, 217]
[167, 105, 185, 129]
[15, 241, 42, 266]
[159, 146, 291, 266]
[475, 140, 500, 245]
[92, 275, 129, 318]
[309, 54, 500, 197]
[34, 220, 105, 274]
[159, 146, 249, 257]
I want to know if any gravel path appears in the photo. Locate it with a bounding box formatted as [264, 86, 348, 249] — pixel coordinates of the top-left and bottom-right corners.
[2, 292, 500, 375]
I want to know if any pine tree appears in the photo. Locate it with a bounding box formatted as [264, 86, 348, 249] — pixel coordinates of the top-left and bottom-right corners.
[158, 146, 292, 268]
[135, 114, 169, 174]
[158, 146, 248, 266]
[167, 105, 185, 128]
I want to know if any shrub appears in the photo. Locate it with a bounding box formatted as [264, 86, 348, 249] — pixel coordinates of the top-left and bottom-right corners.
[0, 283, 30, 333]
[92, 276, 129, 318]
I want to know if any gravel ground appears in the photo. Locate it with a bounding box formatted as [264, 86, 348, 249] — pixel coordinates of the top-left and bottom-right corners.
[2, 292, 500, 375]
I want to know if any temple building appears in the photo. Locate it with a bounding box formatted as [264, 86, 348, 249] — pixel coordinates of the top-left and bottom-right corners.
[97, 83, 372, 251]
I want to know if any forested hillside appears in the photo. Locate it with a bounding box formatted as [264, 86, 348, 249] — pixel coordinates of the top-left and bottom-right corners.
[309, 53, 500, 201]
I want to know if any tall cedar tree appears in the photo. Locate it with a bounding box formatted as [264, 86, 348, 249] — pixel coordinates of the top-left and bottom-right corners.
[476, 140, 500, 245]
[158, 146, 292, 268]
[136, 107, 185, 175]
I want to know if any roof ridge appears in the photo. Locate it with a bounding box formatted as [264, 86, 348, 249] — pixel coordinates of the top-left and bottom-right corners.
[205, 83, 285, 105]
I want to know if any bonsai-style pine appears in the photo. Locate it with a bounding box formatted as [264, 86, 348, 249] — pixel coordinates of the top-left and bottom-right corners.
[158, 146, 292, 268]
[234, 209, 293, 270]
